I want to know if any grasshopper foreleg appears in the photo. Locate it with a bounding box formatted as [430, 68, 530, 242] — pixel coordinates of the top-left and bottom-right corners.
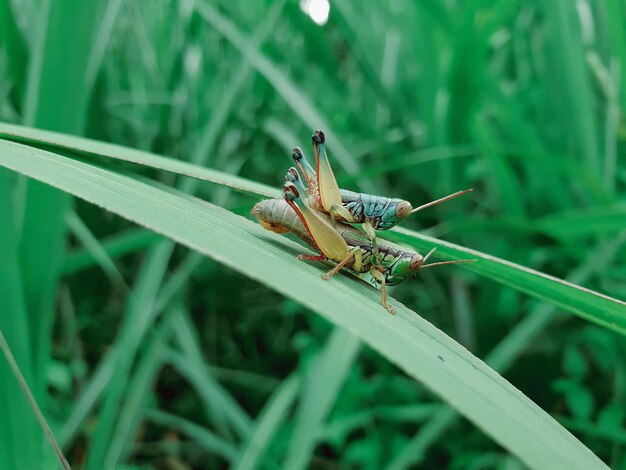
[328, 203, 357, 227]
[362, 220, 382, 267]
[370, 268, 395, 315]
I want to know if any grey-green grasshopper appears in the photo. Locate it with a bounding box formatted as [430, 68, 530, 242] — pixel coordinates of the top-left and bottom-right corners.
[252, 168, 474, 314]
[292, 130, 472, 262]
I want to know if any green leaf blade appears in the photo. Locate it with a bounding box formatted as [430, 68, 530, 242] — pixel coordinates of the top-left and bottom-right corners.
[0, 138, 608, 470]
[386, 228, 626, 336]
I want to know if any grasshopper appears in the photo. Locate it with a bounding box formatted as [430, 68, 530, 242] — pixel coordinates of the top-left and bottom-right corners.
[291, 130, 472, 263]
[252, 168, 475, 314]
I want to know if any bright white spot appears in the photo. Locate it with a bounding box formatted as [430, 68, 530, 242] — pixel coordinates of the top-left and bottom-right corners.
[300, 0, 330, 26]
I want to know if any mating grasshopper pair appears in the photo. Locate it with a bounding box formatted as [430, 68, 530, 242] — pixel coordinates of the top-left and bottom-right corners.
[252, 130, 475, 314]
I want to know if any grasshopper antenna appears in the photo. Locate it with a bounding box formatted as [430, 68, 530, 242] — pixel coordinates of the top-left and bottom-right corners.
[422, 247, 437, 264]
[410, 189, 473, 215]
[421, 259, 477, 269]
[417, 247, 477, 269]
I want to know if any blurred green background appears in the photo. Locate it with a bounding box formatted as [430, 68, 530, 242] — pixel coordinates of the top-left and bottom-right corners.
[1, 0, 625, 468]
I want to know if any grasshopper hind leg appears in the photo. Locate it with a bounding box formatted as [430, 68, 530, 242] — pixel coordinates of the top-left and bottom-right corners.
[291, 147, 317, 196]
[297, 253, 327, 262]
[321, 249, 357, 280]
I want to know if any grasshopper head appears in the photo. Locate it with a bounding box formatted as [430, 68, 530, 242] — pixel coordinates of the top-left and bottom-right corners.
[385, 252, 423, 285]
[373, 199, 413, 230]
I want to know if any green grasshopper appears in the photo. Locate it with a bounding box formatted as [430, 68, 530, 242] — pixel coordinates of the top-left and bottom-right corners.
[292, 130, 472, 262]
[252, 168, 475, 314]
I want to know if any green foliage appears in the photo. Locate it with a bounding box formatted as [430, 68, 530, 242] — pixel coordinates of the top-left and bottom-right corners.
[0, 0, 625, 469]
[0, 132, 609, 469]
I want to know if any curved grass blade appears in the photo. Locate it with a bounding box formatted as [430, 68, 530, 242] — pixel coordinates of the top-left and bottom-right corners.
[146, 409, 238, 463]
[0, 122, 280, 198]
[284, 328, 360, 470]
[233, 375, 299, 470]
[537, 206, 626, 240]
[0, 328, 70, 470]
[385, 228, 626, 335]
[0, 139, 608, 470]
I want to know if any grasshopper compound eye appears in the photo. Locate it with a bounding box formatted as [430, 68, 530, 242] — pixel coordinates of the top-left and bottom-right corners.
[396, 201, 412, 219]
[410, 254, 424, 271]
